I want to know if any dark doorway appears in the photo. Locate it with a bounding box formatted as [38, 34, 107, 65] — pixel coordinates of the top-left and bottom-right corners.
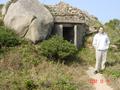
[63, 27, 74, 43]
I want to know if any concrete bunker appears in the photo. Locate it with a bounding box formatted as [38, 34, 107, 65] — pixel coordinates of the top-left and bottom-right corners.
[53, 22, 88, 48]
[46, 2, 89, 48]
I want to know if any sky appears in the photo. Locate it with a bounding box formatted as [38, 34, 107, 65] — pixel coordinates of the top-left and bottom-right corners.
[0, 0, 120, 24]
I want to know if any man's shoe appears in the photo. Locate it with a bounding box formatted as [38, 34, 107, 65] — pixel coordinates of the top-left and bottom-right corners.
[94, 70, 98, 74]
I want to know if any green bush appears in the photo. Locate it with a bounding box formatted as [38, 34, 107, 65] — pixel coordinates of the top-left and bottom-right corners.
[0, 18, 4, 26]
[0, 26, 21, 47]
[0, 4, 3, 9]
[104, 69, 120, 79]
[40, 35, 78, 60]
[25, 79, 37, 90]
[56, 77, 77, 90]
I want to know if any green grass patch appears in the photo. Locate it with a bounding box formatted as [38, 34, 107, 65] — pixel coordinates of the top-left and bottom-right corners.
[78, 48, 96, 66]
[104, 68, 120, 79]
[0, 26, 21, 47]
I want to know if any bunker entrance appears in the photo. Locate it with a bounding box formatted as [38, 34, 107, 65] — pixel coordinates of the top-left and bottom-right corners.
[63, 26, 74, 43]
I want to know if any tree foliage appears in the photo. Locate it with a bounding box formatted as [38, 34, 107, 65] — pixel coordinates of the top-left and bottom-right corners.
[40, 35, 78, 60]
[105, 19, 120, 30]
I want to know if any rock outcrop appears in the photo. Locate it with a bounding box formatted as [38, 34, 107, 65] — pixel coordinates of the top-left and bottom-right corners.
[2, 0, 53, 43]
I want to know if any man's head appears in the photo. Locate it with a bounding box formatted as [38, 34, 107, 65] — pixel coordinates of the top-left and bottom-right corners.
[98, 26, 104, 34]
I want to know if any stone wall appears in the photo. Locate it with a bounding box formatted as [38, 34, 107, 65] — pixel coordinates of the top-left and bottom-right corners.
[54, 15, 84, 24]
[77, 24, 88, 48]
[53, 24, 63, 36]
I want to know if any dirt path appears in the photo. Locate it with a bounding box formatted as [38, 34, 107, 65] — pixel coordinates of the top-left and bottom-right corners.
[87, 67, 113, 90]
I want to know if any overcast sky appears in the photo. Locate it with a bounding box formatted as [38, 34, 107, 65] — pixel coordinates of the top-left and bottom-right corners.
[0, 0, 120, 23]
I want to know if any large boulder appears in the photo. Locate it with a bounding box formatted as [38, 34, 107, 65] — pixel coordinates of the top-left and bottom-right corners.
[2, 0, 53, 43]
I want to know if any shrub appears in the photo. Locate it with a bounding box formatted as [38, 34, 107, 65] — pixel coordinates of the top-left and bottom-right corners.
[25, 79, 37, 90]
[104, 69, 120, 79]
[40, 35, 78, 60]
[0, 18, 4, 26]
[0, 4, 3, 9]
[56, 76, 77, 90]
[0, 26, 21, 47]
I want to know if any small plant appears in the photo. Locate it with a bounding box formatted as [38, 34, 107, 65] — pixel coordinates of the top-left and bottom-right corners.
[112, 71, 120, 78]
[40, 35, 78, 60]
[56, 76, 77, 90]
[104, 68, 120, 78]
[25, 79, 37, 90]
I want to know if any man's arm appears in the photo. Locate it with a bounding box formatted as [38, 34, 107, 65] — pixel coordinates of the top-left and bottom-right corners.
[92, 35, 97, 49]
[106, 35, 110, 49]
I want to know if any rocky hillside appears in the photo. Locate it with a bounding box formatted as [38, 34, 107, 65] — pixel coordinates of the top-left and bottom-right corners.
[0, 26, 94, 90]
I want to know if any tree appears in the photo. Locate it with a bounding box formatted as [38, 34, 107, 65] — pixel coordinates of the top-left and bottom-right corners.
[105, 19, 120, 30]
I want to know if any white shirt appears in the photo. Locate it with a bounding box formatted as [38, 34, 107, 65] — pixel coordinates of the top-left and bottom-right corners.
[92, 33, 110, 50]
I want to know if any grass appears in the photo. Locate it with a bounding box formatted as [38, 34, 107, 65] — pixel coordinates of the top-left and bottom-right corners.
[0, 30, 119, 90]
[0, 26, 21, 47]
[78, 48, 96, 66]
[78, 45, 120, 90]
[0, 44, 93, 90]
[0, 26, 93, 90]
[82, 26, 120, 90]
[0, 23, 119, 90]
[103, 26, 120, 80]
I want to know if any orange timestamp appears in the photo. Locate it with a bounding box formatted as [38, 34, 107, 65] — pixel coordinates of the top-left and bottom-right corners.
[88, 79, 111, 85]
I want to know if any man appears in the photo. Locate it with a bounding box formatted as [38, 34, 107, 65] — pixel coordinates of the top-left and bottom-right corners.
[92, 26, 110, 74]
